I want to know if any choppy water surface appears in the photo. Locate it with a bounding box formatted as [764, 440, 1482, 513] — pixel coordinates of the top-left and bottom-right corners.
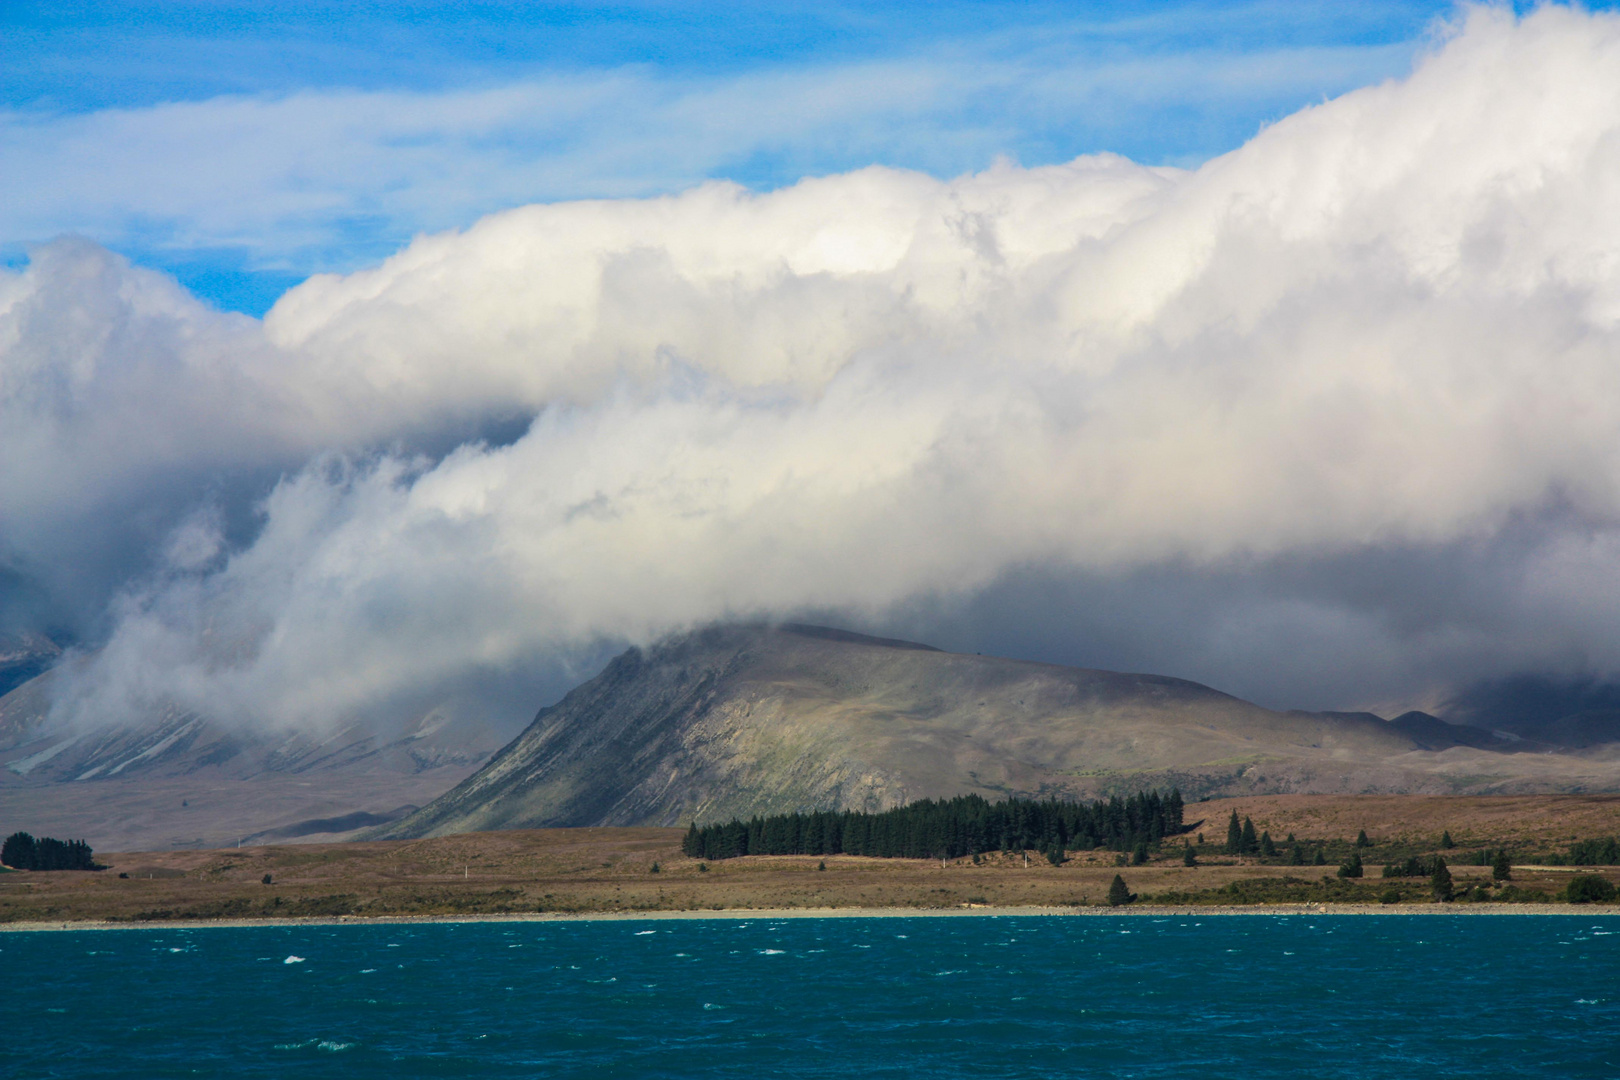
[5, 914, 1619, 1078]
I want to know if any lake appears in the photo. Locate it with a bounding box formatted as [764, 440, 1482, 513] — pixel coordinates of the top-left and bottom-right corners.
[5, 913, 1618, 1077]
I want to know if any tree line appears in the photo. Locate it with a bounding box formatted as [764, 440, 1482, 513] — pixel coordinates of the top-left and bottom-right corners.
[682, 790, 1187, 862]
[1564, 837, 1620, 866]
[1, 831, 100, 871]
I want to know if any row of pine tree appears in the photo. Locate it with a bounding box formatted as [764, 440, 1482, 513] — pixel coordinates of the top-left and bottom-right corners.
[1, 831, 99, 871]
[682, 791, 1187, 861]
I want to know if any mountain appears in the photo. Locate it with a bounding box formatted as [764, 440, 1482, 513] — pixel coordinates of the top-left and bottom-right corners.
[1439, 674, 1620, 748]
[0, 632, 62, 700]
[0, 665, 505, 851]
[378, 623, 1620, 839]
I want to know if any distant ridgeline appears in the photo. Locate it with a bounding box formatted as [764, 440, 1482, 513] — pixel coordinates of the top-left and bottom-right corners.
[682, 791, 1188, 861]
[1, 831, 100, 871]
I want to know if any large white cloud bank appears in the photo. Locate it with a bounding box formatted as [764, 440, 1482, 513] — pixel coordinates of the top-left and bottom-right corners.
[6, 4, 1620, 730]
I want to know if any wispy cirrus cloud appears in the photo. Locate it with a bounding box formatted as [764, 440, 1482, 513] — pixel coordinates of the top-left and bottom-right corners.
[2, 5, 1424, 310]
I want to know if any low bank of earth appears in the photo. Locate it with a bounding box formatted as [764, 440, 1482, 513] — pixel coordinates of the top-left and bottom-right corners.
[3, 795, 1619, 923]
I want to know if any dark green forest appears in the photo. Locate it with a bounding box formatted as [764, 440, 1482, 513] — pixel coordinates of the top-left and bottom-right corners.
[1, 831, 99, 871]
[1563, 837, 1620, 865]
[682, 790, 1186, 861]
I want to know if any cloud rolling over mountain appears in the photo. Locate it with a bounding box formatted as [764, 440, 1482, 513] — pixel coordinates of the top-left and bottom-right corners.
[5, 5, 1620, 731]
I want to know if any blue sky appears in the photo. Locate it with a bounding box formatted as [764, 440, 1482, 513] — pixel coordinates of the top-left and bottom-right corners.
[0, 1, 1584, 314]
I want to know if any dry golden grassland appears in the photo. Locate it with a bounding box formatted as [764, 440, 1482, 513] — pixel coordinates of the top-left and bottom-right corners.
[3, 795, 1619, 924]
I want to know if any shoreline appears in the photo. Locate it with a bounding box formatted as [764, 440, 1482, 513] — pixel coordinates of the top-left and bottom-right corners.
[4, 902, 1617, 932]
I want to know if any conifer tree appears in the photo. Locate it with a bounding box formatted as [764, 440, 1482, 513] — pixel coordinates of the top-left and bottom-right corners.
[1355, 830, 1371, 848]
[1225, 811, 1242, 855]
[1430, 856, 1454, 902]
[1440, 830, 1455, 849]
[1259, 831, 1276, 858]
[1107, 874, 1134, 906]
[1287, 843, 1305, 866]
[1, 831, 97, 871]
[1132, 840, 1149, 866]
[1492, 849, 1511, 882]
[1313, 846, 1326, 866]
[1183, 843, 1197, 866]
[1, 831, 35, 869]
[1240, 817, 1259, 855]
[1338, 852, 1364, 878]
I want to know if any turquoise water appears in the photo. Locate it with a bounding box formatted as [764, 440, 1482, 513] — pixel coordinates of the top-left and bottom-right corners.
[5, 914, 1619, 1077]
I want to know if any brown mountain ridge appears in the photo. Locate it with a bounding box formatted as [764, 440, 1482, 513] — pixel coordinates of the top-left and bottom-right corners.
[377, 623, 1620, 839]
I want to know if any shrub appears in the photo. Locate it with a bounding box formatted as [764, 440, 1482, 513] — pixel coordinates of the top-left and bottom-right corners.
[1565, 875, 1618, 904]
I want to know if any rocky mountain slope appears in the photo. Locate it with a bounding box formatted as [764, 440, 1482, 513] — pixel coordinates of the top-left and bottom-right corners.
[0, 666, 503, 851]
[0, 632, 61, 700]
[379, 624, 1620, 839]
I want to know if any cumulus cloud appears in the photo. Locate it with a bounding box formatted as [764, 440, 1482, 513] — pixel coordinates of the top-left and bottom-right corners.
[9, 4, 1620, 727]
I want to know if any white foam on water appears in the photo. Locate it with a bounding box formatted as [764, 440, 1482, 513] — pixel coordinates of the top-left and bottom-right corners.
[316, 1041, 353, 1052]
[284, 955, 305, 964]
[634, 930, 657, 936]
[759, 949, 785, 955]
